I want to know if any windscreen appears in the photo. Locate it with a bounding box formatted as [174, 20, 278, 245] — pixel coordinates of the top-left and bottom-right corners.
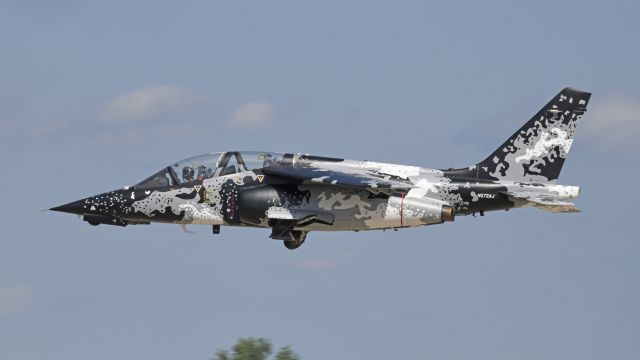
[134, 153, 223, 189]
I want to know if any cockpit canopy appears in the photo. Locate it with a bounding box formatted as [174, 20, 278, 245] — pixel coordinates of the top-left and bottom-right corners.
[134, 151, 284, 189]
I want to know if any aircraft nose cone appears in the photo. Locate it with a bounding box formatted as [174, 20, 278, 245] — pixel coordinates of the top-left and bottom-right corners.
[50, 198, 89, 215]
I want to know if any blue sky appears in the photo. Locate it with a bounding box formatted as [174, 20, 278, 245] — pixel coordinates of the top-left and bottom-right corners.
[1, 1, 639, 359]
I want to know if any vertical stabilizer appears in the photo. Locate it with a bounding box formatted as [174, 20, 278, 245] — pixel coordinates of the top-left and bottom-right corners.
[456, 87, 591, 183]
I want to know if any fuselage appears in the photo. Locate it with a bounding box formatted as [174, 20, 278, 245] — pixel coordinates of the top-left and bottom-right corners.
[51, 151, 579, 232]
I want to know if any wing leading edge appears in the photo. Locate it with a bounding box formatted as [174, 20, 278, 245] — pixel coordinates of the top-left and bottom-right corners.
[262, 165, 414, 192]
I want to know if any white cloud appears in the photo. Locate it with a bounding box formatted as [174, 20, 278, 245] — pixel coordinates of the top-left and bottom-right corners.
[583, 95, 640, 149]
[101, 85, 203, 122]
[288, 257, 336, 271]
[228, 101, 274, 128]
[0, 286, 33, 316]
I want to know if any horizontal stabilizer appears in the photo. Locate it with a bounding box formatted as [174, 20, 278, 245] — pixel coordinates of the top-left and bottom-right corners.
[502, 191, 580, 213]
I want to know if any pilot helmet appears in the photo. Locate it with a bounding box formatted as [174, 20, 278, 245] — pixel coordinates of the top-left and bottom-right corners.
[182, 166, 195, 181]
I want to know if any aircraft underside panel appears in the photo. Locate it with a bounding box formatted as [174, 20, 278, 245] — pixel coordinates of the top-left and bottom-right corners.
[237, 184, 453, 231]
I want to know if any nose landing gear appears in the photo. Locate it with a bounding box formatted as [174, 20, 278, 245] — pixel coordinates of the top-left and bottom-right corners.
[269, 220, 309, 250]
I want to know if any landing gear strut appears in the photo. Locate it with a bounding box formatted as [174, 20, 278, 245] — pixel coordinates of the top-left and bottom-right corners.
[269, 219, 309, 250]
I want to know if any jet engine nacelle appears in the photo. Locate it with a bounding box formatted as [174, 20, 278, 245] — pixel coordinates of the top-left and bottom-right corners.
[237, 185, 281, 226]
[386, 195, 455, 227]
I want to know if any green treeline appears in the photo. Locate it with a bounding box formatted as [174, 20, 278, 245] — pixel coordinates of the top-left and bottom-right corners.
[213, 338, 300, 360]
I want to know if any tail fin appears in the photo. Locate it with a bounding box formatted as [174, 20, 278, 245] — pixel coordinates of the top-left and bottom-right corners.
[460, 87, 591, 183]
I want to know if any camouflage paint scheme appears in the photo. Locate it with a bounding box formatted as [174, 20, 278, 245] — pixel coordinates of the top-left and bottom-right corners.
[51, 88, 590, 249]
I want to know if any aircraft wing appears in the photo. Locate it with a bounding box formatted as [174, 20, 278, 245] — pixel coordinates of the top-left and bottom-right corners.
[502, 191, 580, 213]
[262, 165, 414, 192]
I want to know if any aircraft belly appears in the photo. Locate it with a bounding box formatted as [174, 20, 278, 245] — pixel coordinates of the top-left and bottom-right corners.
[303, 186, 387, 230]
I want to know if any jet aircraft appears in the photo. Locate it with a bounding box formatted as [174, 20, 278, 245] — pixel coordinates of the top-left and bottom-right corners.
[51, 88, 590, 250]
